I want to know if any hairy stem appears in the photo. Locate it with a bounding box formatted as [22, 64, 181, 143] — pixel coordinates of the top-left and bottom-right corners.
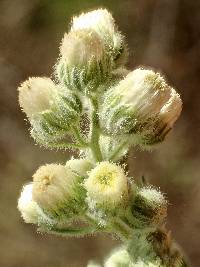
[39, 225, 97, 237]
[111, 217, 133, 241]
[89, 96, 103, 162]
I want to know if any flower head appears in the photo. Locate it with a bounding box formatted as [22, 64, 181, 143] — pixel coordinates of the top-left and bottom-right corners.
[18, 77, 82, 147]
[32, 164, 86, 219]
[18, 183, 40, 224]
[71, 9, 115, 35]
[84, 162, 128, 208]
[100, 68, 182, 145]
[105, 247, 131, 267]
[56, 28, 112, 92]
[71, 9, 127, 66]
[18, 77, 56, 118]
[60, 29, 104, 67]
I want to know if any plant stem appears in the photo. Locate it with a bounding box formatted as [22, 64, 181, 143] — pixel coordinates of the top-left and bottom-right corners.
[111, 218, 133, 241]
[40, 225, 97, 237]
[89, 96, 103, 162]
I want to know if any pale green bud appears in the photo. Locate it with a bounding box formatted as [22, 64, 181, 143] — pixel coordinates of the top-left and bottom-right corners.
[131, 187, 167, 228]
[56, 29, 112, 93]
[18, 183, 40, 224]
[100, 68, 182, 145]
[87, 261, 102, 267]
[105, 247, 131, 267]
[84, 162, 129, 210]
[65, 158, 93, 177]
[71, 9, 128, 67]
[18, 77, 82, 146]
[32, 164, 86, 220]
[106, 253, 161, 267]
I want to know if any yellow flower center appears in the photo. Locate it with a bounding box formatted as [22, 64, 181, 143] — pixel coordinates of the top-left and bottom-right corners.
[98, 172, 114, 186]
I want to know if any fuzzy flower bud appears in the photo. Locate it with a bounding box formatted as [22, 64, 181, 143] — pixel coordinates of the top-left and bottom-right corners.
[105, 247, 161, 267]
[18, 77, 82, 147]
[87, 262, 102, 267]
[56, 29, 112, 92]
[18, 183, 40, 224]
[65, 158, 93, 177]
[60, 30, 103, 66]
[131, 187, 167, 227]
[71, 9, 128, 67]
[100, 68, 182, 145]
[84, 162, 128, 209]
[18, 77, 56, 119]
[105, 247, 131, 267]
[32, 164, 86, 220]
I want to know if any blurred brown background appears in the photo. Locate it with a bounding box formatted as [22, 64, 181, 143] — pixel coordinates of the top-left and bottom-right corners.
[0, 0, 200, 266]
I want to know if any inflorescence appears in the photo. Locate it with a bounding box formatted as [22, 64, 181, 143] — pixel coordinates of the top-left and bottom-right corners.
[17, 8, 186, 267]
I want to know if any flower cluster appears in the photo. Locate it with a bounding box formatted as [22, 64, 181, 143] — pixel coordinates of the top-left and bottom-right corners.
[18, 160, 167, 237]
[17, 8, 185, 267]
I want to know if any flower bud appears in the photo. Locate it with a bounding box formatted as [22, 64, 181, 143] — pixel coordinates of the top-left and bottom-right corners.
[18, 77, 56, 119]
[87, 262, 102, 267]
[18, 77, 82, 147]
[71, 9, 128, 67]
[131, 187, 167, 228]
[84, 162, 128, 209]
[18, 183, 40, 224]
[60, 30, 103, 67]
[56, 29, 112, 92]
[32, 164, 86, 220]
[65, 158, 93, 177]
[105, 247, 131, 267]
[100, 68, 182, 145]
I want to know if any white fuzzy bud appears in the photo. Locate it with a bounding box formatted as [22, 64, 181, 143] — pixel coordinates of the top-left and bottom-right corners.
[84, 162, 128, 209]
[105, 247, 131, 267]
[32, 164, 86, 219]
[87, 261, 102, 267]
[72, 9, 115, 36]
[100, 68, 182, 145]
[60, 30, 104, 66]
[57, 29, 112, 92]
[18, 77, 56, 118]
[18, 183, 40, 224]
[65, 158, 93, 177]
[71, 9, 127, 66]
[18, 77, 82, 147]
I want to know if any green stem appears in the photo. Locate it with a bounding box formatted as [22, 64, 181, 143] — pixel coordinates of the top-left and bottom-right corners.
[111, 218, 133, 241]
[39, 225, 97, 237]
[89, 96, 103, 162]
